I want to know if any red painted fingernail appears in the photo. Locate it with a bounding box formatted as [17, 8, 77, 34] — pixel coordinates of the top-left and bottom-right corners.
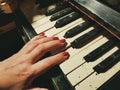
[53, 37, 59, 40]
[60, 39, 66, 43]
[39, 32, 45, 36]
[62, 52, 69, 56]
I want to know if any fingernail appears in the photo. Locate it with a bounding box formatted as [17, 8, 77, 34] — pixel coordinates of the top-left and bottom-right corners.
[53, 36, 59, 40]
[62, 51, 69, 56]
[39, 32, 45, 36]
[60, 39, 66, 43]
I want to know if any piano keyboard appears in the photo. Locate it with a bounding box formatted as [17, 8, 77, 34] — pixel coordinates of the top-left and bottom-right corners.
[20, 0, 120, 90]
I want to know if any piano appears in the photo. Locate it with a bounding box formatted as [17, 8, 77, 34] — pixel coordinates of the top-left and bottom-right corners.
[14, 0, 120, 90]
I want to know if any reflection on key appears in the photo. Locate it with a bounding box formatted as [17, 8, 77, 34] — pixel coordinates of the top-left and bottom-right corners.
[93, 49, 120, 73]
[84, 37, 118, 62]
[55, 11, 82, 28]
[50, 7, 74, 21]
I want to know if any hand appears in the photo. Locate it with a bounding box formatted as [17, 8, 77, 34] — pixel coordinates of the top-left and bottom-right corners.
[0, 34, 69, 90]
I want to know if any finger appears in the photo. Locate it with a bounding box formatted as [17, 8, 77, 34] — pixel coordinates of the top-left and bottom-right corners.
[20, 36, 59, 55]
[31, 52, 69, 75]
[29, 39, 66, 63]
[29, 36, 59, 46]
[50, 43, 67, 55]
[30, 33, 45, 41]
[25, 34, 45, 46]
[18, 35, 46, 54]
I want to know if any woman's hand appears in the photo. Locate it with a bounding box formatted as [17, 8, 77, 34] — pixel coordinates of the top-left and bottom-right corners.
[0, 34, 69, 90]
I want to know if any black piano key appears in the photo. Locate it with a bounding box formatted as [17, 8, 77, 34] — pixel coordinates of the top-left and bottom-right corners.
[93, 50, 120, 73]
[64, 20, 94, 38]
[71, 27, 101, 48]
[97, 71, 120, 90]
[55, 12, 82, 28]
[84, 37, 118, 62]
[50, 7, 74, 21]
[45, 3, 69, 16]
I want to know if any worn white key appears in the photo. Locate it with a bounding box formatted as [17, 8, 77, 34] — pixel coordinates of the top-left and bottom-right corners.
[75, 47, 120, 90]
[34, 21, 56, 34]
[32, 14, 46, 22]
[32, 16, 51, 28]
[60, 37, 108, 75]
[67, 46, 119, 87]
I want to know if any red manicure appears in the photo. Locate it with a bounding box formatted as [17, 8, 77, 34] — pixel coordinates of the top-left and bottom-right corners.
[60, 39, 66, 43]
[53, 37, 59, 40]
[62, 52, 69, 56]
[39, 32, 45, 36]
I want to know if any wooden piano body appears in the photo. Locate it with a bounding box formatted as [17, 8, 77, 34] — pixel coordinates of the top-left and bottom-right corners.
[14, 0, 120, 90]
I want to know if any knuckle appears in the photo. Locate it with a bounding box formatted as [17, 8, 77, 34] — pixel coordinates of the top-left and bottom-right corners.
[37, 45, 46, 53]
[29, 41, 38, 47]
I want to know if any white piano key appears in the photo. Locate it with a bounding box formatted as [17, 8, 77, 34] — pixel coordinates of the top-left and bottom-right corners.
[34, 21, 56, 34]
[32, 16, 51, 28]
[60, 37, 108, 75]
[67, 46, 119, 87]
[34, 12, 85, 35]
[27, 1, 62, 25]
[75, 48, 120, 90]
[32, 14, 46, 22]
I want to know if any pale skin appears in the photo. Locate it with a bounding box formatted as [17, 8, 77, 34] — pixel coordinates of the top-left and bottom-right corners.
[0, 1, 69, 90]
[0, 33, 69, 90]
